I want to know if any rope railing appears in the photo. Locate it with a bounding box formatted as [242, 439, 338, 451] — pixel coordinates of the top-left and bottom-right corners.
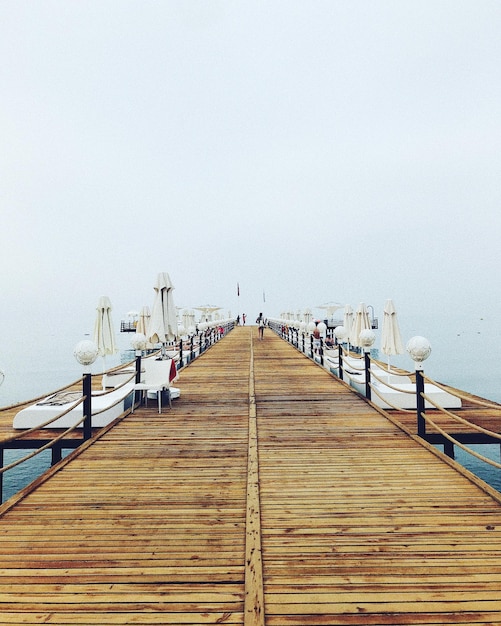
[90, 387, 134, 417]
[368, 382, 416, 413]
[272, 325, 501, 475]
[0, 325, 242, 501]
[369, 369, 415, 394]
[422, 374, 501, 409]
[422, 411, 501, 470]
[421, 392, 501, 442]
[0, 378, 82, 413]
[0, 396, 86, 444]
[342, 359, 365, 372]
[373, 364, 412, 377]
[94, 371, 136, 396]
[0, 401, 88, 475]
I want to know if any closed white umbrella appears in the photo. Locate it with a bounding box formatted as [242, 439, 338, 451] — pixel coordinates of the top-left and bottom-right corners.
[136, 305, 151, 336]
[381, 299, 404, 369]
[341, 304, 354, 353]
[93, 296, 117, 372]
[342, 305, 353, 347]
[350, 302, 371, 348]
[148, 272, 177, 348]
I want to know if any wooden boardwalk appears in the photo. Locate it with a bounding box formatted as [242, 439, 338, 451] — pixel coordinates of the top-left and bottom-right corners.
[1, 327, 501, 624]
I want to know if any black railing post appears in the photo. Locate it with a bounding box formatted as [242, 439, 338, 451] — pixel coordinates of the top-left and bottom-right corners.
[135, 353, 142, 383]
[319, 339, 324, 367]
[134, 353, 142, 409]
[364, 350, 371, 400]
[338, 345, 344, 380]
[83, 373, 92, 441]
[0, 446, 3, 504]
[416, 368, 426, 437]
[179, 338, 183, 368]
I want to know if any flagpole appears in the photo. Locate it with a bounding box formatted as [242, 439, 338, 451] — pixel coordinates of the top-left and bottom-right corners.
[237, 282, 240, 325]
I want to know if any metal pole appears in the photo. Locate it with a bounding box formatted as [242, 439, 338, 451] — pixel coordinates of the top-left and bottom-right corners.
[134, 353, 142, 409]
[0, 446, 3, 504]
[338, 345, 344, 380]
[83, 373, 92, 441]
[364, 350, 371, 400]
[416, 368, 426, 437]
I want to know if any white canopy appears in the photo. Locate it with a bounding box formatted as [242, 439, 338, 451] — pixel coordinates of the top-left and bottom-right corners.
[148, 272, 177, 344]
[381, 299, 404, 367]
[93, 296, 117, 358]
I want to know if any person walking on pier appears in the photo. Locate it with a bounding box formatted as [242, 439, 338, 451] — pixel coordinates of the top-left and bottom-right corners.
[256, 312, 265, 339]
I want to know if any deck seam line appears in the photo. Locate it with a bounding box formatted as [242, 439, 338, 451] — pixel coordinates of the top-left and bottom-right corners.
[244, 328, 265, 626]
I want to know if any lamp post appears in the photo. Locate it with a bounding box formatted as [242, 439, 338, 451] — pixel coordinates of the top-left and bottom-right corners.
[74, 340, 99, 440]
[359, 329, 376, 400]
[406, 336, 432, 437]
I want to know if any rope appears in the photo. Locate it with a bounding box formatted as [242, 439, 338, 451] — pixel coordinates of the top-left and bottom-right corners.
[93, 371, 136, 396]
[0, 397, 86, 444]
[91, 390, 132, 417]
[342, 359, 365, 372]
[0, 378, 82, 413]
[0, 411, 87, 474]
[369, 370, 415, 394]
[421, 392, 501, 442]
[339, 367, 364, 383]
[422, 413, 501, 470]
[422, 374, 501, 409]
[368, 382, 416, 412]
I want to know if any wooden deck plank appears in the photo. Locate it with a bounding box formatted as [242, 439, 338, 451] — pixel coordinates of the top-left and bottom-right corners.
[1, 327, 501, 624]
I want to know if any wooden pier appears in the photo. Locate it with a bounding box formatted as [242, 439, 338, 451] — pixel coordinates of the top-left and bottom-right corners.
[1, 326, 501, 624]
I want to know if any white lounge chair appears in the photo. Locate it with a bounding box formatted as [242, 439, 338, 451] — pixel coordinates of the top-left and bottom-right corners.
[131, 358, 177, 413]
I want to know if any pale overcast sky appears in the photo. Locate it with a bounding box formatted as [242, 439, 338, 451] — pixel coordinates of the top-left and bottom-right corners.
[1, 1, 501, 343]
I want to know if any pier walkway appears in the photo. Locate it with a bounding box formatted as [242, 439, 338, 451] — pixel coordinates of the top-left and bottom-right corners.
[1, 327, 501, 624]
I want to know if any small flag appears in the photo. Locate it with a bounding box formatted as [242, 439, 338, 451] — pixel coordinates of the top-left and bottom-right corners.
[237, 282, 240, 296]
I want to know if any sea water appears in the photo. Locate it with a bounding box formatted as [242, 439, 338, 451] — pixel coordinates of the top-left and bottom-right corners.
[1, 311, 501, 502]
